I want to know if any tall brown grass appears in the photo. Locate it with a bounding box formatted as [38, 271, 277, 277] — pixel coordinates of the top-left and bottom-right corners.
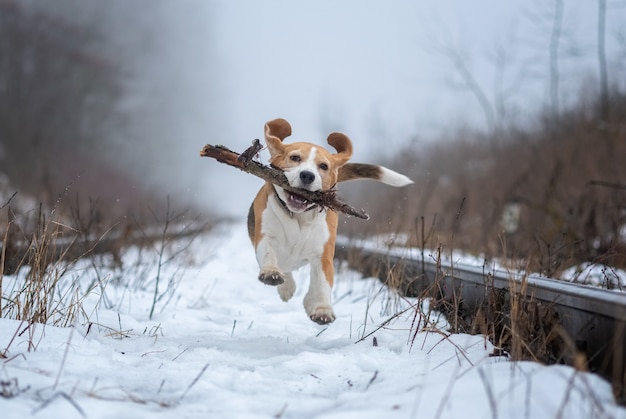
[0, 193, 210, 341]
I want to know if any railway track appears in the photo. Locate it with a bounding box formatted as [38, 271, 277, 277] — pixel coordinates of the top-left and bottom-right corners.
[335, 238, 626, 403]
[0, 224, 208, 275]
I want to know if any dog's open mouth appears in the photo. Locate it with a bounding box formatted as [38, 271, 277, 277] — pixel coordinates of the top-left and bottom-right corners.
[287, 193, 312, 212]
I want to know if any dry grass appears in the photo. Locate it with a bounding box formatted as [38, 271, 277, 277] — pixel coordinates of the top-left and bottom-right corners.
[341, 206, 624, 403]
[366, 242, 581, 363]
[1, 204, 95, 328]
[348, 250, 626, 412]
[0, 192, 210, 357]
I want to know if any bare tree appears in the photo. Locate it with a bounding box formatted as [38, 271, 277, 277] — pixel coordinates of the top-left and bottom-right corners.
[597, 0, 610, 124]
[0, 1, 123, 207]
[549, 0, 564, 118]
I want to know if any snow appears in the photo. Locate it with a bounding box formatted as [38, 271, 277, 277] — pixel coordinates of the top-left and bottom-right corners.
[560, 263, 626, 291]
[1, 221, 624, 418]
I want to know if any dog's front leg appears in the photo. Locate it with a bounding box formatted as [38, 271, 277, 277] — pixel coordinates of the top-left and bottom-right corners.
[255, 237, 285, 286]
[303, 258, 335, 324]
[277, 272, 296, 301]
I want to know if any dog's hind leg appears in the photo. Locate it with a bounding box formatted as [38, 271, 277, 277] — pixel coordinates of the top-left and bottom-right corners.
[303, 258, 336, 325]
[277, 272, 296, 301]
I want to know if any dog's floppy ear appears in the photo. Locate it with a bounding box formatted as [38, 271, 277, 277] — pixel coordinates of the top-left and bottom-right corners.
[264, 118, 292, 156]
[327, 132, 353, 167]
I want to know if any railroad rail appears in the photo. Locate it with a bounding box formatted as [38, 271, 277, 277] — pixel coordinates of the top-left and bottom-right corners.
[0, 224, 208, 275]
[335, 238, 626, 403]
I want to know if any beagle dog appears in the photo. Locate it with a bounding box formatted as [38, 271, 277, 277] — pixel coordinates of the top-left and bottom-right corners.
[247, 118, 412, 324]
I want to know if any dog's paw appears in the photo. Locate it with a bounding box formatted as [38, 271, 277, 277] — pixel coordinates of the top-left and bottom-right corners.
[277, 276, 296, 301]
[308, 306, 336, 325]
[258, 270, 285, 286]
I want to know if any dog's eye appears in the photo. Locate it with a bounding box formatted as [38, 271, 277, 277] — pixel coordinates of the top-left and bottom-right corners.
[319, 163, 329, 171]
[290, 155, 301, 162]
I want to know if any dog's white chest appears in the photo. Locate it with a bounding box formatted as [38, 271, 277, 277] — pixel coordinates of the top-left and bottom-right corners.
[261, 195, 330, 272]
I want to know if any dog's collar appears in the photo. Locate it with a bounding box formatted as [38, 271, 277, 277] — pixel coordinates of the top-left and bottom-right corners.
[274, 189, 317, 217]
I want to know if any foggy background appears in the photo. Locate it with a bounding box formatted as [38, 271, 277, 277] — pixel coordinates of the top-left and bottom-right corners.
[0, 0, 624, 220]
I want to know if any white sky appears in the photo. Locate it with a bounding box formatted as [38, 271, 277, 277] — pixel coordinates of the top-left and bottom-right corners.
[211, 0, 621, 150]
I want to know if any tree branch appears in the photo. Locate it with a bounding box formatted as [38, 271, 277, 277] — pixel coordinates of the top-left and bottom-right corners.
[200, 141, 370, 220]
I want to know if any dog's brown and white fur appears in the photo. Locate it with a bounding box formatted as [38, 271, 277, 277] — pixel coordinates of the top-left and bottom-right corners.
[247, 118, 412, 324]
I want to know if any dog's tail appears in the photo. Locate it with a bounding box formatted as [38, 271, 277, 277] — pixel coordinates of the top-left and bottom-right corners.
[338, 163, 413, 187]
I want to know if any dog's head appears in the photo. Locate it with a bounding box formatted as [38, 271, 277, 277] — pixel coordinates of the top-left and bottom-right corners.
[264, 118, 352, 213]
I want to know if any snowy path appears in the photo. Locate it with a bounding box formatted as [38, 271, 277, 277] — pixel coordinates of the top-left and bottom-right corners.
[0, 222, 624, 418]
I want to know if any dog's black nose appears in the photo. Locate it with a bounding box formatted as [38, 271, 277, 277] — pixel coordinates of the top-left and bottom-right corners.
[299, 171, 315, 185]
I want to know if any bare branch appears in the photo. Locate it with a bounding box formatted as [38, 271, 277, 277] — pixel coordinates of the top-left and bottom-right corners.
[598, 0, 610, 123]
[200, 142, 370, 220]
[549, 0, 564, 117]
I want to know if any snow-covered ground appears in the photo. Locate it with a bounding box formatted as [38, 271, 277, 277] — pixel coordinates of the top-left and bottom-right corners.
[560, 262, 626, 291]
[1, 221, 624, 418]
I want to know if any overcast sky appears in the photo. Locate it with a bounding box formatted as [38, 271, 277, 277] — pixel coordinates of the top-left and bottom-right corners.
[212, 0, 623, 148]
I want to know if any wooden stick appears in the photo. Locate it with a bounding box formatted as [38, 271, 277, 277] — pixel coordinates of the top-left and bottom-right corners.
[200, 141, 370, 219]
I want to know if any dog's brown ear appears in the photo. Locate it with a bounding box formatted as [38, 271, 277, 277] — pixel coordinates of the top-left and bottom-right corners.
[327, 132, 352, 167]
[264, 118, 292, 155]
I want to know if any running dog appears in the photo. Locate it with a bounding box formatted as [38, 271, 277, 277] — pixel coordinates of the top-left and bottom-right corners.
[248, 118, 412, 324]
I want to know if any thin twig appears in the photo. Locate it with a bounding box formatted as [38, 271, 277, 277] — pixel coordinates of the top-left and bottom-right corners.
[179, 363, 210, 402]
[355, 303, 416, 344]
[0, 191, 17, 210]
[172, 347, 189, 362]
[1, 320, 26, 358]
[53, 326, 75, 390]
[364, 370, 378, 390]
[477, 367, 498, 419]
[434, 364, 461, 419]
[274, 403, 288, 419]
[588, 180, 626, 191]
[33, 392, 86, 418]
[150, 196, 170, 320]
